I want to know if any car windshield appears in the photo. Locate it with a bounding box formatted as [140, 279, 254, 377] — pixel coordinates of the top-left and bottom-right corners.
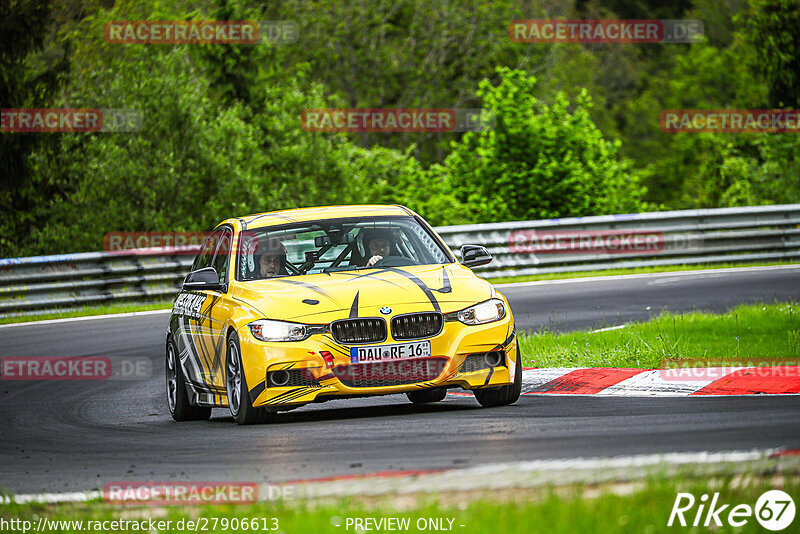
[236, 216, 452, 281]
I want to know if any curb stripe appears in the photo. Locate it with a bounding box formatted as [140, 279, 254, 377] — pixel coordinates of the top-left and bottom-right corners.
[594, 369, 717, 396]
[520, 367, 577, 391]
[527, 367, 644, 394]
[692, 366, 800, 395]
[450, 367, 800, 397]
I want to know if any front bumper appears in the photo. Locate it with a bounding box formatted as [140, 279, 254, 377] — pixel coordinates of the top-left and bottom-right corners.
[238, 314, 517, 409]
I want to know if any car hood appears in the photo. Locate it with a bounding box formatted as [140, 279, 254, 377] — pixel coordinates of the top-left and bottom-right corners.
[230, 264, 494, 322]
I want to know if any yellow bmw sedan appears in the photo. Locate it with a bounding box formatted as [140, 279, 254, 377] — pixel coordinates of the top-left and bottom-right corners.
[166, 205, 520, 424]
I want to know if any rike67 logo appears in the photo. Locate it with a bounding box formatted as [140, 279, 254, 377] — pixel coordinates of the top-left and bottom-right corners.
[669, 490, 795, 531]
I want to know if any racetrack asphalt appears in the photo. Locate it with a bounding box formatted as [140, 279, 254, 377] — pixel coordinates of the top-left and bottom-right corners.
[1, 266, 799, 495]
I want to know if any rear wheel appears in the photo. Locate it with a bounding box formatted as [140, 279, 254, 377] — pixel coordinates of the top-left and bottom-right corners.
[166, 337, 211, 421]
[473, 348, 522, 408]
[406, 387, 447, 404]
[226, 331, 276, 425]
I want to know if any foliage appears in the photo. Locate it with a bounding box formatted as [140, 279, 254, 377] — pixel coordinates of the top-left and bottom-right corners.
[2, 0, 800, 257]
[439, 67, 645, 224]
[745, 0, 800, 108]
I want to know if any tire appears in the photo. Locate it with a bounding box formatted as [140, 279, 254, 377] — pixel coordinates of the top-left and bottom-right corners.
[406, 387, 447, 404]
[226, 331, 276, 425]
[166, 337, 212, 421]
[473, 348, 522, 408]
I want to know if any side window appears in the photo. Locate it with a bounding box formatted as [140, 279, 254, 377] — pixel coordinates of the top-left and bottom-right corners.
[192, 232, 218, 271]
[212, 229, 232, 284]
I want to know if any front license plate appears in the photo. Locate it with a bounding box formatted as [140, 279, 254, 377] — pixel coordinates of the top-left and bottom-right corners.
[350, 340, 431, 363]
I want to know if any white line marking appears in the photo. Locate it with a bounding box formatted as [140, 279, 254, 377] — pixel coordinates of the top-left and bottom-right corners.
[588, 324, 627, 334]
[494, 264, 800, 289]
[454, 449, 779, 475]
[3, 490, 100, 505]
[0, 309, 171, 329]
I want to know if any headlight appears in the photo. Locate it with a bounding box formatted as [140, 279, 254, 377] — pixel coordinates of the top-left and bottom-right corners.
[455, 298, 506, 325]
[248, 320, 312, 342]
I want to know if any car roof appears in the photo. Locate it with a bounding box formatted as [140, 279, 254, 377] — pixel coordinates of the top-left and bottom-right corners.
[228, 205, 414, 230]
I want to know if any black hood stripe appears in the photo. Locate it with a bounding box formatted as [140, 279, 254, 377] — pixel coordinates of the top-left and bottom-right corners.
[383, 267, 440, 313]
[433, 266, 452, 294]
[349, 291, 359, 318]
[342, 270, 406, 289]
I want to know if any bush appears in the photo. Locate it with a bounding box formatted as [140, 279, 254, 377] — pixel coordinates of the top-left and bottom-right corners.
[439, 67, 646, 224]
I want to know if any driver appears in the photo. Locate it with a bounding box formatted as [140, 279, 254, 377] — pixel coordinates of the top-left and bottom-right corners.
[255, 238, 288, 278]
[361, 228, 394, 267]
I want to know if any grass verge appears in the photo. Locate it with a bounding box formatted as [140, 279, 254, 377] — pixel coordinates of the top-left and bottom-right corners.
[489, 261, 798, 285]
[518, 301, 800, 368]
[0, 301, 172, 326]
[1, 472, 797, 533]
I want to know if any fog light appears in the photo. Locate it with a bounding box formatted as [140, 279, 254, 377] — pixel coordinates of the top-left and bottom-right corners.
[484, 351, 503, 367]
[269, 370, 290, 386]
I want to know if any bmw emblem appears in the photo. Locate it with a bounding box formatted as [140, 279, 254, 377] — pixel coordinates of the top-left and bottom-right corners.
[379, 306, 392, 315]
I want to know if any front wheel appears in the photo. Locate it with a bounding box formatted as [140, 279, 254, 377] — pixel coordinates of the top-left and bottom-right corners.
[226, 331, 276, 425]
[166, 337, 211, 421]
[473, 348, 522, 408]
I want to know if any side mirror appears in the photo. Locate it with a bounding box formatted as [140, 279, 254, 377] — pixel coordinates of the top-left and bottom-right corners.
[183, 267, 223, 291]
[460, 245, 492, 268]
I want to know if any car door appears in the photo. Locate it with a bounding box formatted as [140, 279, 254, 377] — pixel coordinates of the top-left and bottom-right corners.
[204, 226, 235, 392]
[175, 229, 228, 396]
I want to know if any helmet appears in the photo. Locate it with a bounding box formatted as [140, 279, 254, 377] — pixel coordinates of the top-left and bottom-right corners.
[360, 228, 394, 247]
[254, 237, 288, 277]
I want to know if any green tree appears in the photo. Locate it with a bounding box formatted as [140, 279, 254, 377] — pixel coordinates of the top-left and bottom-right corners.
[265, 0, 554, 165]
[17, 0, 433, 254]
[439, 67, 646, 224]
[746, 0, 800, 107]
[0, 0, 71, 256]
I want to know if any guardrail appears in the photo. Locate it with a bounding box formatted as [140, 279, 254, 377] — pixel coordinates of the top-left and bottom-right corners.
[1, 204, 799, 317]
